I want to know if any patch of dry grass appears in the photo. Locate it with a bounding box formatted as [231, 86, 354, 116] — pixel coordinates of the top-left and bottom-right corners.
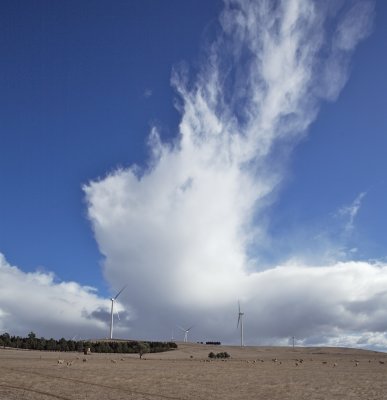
[1, 343, 387, 399]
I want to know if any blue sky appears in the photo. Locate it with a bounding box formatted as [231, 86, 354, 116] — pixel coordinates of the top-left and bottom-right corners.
[0, 0, 222, 289]
[1, 0, 387, 348]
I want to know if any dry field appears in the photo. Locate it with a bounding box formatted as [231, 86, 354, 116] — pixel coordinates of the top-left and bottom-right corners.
[1, 343, 387, 399]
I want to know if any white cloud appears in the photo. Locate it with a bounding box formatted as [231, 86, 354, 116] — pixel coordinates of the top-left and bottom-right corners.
[0, 253, 128, 339]
[84, 0, 380, 347]
[143, 88, 153, 98]
[337, 192, 367, 235]
[335, 1, 374, 51]
[316, 1, 374, 101]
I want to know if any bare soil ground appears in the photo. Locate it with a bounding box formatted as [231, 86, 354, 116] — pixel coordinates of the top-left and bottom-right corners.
[1, 343, 387, 399]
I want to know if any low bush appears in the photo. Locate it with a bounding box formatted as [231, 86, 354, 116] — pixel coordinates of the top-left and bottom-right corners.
[208, 351, 230, 359]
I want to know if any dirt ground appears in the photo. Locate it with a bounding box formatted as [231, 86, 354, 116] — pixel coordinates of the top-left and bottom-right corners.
[1, 343, 387, 399]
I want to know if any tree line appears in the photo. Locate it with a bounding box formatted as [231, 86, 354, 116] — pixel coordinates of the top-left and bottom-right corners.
[0, 332, 177, 354]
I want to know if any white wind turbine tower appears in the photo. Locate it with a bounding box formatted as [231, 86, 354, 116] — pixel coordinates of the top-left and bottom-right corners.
[237, 301, 244, 347]
[178, 326, 193, 342]
[109, 286, 126, 340]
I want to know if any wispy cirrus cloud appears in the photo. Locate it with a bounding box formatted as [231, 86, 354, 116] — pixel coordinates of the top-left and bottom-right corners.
[82, 0, 382, 347]
[337, 192, 367, 235]
[143, 88, 153, 99]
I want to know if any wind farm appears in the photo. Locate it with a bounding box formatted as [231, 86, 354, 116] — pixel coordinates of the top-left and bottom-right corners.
[1, 0, 386, 398]
[2, 288, 387, 400]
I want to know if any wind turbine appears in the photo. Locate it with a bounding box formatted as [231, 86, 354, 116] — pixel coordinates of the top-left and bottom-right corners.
[109, 286, 126, 340]
[178, 325, 193, 342]
[237, 301, 244, 347]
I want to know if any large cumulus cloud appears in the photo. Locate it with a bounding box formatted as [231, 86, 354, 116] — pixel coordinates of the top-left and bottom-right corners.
[84, 0, 384, 348]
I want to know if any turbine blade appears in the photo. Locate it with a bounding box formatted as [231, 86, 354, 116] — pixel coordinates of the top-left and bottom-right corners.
[237, 314, 240, 328]
[116, 309, 121, 321]
[177, 325, 186, 332]
[187, 326, 194, 332]
[114, 285, 127, 300]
